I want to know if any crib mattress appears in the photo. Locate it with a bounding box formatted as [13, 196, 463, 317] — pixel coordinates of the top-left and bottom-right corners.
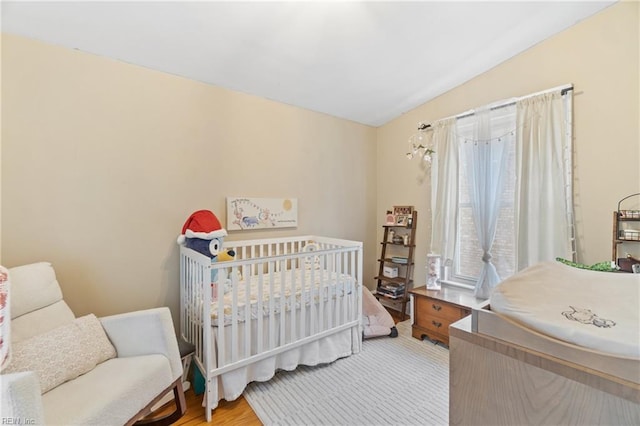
[211, 268, 355, 326]
[490, 261, 640, 359]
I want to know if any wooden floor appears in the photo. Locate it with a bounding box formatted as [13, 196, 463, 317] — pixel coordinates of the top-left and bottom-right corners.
[159, 308, 405, 425]
[171, 388, 262, 426]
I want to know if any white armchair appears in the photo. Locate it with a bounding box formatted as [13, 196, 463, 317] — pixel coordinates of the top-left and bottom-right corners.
[0, 262, 185, 425]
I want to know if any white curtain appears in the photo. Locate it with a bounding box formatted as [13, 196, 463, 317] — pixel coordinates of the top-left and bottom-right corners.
[515, 91, 573, 269]
[462, 107, 511, 298]
[430, 118, 458, 263]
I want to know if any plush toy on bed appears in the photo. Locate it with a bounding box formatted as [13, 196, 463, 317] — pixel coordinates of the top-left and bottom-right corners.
[177, 210, 236, 296]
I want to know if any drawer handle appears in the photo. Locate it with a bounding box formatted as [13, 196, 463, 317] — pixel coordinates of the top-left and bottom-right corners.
[432, 304, 442, 311]
[432, 320, 442, 328]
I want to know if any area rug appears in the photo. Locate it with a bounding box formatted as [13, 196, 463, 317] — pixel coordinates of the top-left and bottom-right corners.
[243, 320, 449, 425]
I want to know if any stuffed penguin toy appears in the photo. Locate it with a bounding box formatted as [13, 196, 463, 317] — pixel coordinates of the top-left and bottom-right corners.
[177, 210, 235, 296]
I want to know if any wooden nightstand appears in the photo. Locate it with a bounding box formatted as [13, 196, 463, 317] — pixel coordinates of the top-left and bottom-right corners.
[409, 286, 485, 346]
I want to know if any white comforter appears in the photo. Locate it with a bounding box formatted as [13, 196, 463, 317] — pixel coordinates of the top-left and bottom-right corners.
[490, 261, 640, 359]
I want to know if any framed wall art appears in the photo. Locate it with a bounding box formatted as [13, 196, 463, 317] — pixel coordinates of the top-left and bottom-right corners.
[393, 205, 414, 216]
[227, 197, 298, 231]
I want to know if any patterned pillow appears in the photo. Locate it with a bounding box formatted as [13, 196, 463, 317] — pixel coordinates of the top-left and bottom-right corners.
[74, 314, 117, 364]
[4, 314, 116, 393]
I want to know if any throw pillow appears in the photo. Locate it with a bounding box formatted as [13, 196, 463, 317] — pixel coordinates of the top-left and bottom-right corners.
[4, 314, 116, 393]
[75, 314, 117, 365]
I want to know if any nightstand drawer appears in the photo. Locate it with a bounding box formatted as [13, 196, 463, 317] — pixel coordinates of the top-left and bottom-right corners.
[420, 315, 455, 334]
[409, 286, 483, 346]
[415, 296, 466, 322]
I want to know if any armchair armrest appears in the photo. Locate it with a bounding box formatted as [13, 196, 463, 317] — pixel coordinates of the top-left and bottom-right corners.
[0, 371, 45, 425]
[99, 307, 182, 381]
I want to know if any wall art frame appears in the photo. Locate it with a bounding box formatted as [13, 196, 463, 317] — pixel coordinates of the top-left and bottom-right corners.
[227, 197, 298, 231]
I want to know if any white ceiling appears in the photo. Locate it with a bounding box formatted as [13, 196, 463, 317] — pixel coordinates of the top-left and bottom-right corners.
[2, 1, 616, 127]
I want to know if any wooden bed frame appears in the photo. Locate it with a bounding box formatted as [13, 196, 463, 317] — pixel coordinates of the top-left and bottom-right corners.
[449, 305, 640, 425]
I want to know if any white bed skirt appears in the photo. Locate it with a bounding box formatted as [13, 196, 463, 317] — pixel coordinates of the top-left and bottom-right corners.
[209, 327, 353, 405]
[204, 292, 359, 407]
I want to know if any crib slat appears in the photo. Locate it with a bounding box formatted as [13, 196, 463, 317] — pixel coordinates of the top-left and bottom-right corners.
[257, 268, 264, 354]
[217, 263, 226, 367]
[251, 245, 256, 275]
[289, 262, 296, 343]
[243, 265, 251, 359]
[341, 253, 348, 322]
[332, 252, 337, 326]
[279, 259, 286, 344]
[330, 252, 337, 328]
[319, 253, 325, 332]
[196, 259, 203, 365]
[351, 248, 362, 324]
[310, 265, 316, 335]
[189, 258, 198, 360]
[300, 258, 307, 339]
[231, 269, 238, 363]
[268, 261, 275, 350]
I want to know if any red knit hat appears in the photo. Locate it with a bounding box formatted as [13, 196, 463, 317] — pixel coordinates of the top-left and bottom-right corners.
[177, 210, 227, 245]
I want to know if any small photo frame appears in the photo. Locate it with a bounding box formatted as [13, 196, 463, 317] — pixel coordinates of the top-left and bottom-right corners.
[395, 215, 408, 226]
[393, 205, 414, 216]
[385, 213, 396, 225]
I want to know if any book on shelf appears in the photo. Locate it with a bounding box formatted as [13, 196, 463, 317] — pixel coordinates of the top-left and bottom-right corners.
[376, 285, 405, 297]
[378, 283, 404, 292]
[377, 290, 403, 298]
[379, 281, 404, 289]
[380, 281, 403, 287]
[376, 291, 404, 299]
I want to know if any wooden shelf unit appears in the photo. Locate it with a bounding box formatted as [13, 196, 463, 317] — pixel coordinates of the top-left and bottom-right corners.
[374, 210, 417, 321]
[612, 210, 640, 272]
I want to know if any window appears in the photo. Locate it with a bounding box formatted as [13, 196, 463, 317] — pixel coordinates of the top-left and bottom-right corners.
[430, 86, 574, 296]
[452, 107, 516, 285]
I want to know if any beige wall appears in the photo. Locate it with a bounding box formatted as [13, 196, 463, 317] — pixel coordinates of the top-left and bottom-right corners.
[1, 33, 377, 322]
[2, 2, 639, 321]
[378, 1, 639, 287]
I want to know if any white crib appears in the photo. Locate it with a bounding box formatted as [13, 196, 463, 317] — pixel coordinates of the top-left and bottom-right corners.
[179, 235, 363, 421]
